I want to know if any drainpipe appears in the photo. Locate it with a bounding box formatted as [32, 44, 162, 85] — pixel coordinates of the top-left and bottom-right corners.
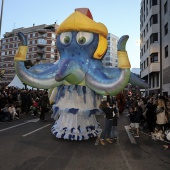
[159, 0, 162, 95]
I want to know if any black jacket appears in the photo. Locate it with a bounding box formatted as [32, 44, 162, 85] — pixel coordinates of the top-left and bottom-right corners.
[112, 107, 118, 126]
[133, 110, 141, 123]
[39, 95, 50, 108]
[103, 106, 114, 119]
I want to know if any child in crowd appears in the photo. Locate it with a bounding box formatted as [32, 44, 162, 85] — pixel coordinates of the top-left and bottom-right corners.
[131, 105, 142, 137]
[2, 104, 12, 121]
[31, 98, 39, 117]
[8, 104, 19, 120]
[110, 102, 119, 141]
[128, 107, 135, 134]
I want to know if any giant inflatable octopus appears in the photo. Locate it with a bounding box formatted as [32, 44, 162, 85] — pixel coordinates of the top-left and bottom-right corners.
[14, 8, 148, 140]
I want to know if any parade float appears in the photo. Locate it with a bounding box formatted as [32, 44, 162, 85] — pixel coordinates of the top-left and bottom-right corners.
[13, 8, 148, 140]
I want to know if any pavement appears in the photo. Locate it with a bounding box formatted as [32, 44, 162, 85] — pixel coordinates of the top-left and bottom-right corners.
[1, 109, 170, 170]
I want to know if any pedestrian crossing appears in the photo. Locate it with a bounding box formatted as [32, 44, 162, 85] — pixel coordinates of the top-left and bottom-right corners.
[124, 125, 137, 144]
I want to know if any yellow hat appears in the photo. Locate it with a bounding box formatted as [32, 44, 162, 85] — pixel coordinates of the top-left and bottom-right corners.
[56, 10, 108, 59]
[57, 11, 108, 38]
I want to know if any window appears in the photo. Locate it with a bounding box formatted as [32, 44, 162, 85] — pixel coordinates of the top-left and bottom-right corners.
[149, 0, 151, 9]
[105, 57, 112, 61]
[38, 39, 47, 44]
[2, 45, 5, 49]
[51, 40, 55, 46]
[51, 55, 55, 59]
[1, 52, 5, 56]
[52, 33, 56, 39]
[2, 39, 6, 43]
[146, 40, 149, 49]
[152, 0, 157, 6]
[146, 24, 148, 32]
[165, 45, 168, 58]
[150, 14, 158, 26]
[150, 33, 158, 43]
[150, 53, 158, 62]
[143, 0, 145, 11]
[164, 1, 168, 14]
[164, 22, 168, 35]
[105, 63, 112, 66]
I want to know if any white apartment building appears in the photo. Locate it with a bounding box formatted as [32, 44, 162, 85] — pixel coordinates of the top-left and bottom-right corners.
[140, 0, 170, 96]
[102, 33, 119, 67]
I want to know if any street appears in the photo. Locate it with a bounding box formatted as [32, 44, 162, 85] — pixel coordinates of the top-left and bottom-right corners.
[0, 110, 170, 170]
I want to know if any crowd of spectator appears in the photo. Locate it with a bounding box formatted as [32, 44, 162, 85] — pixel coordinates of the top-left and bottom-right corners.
[1, 84, 170, 146]
[0, 85, 49, 122]
[102, 93, 170, 141]
[126, 94, 170, 141]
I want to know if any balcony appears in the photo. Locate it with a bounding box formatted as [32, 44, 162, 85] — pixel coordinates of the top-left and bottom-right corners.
[37, 39, 47, 47]
[141, 68, 149, 78]
[37, 49, 45, 54]
[37, 42, 46, 47]
[149, 42, 160, 54]
[141, 62, 160, 78]
[149, 62, 160, 73]
[37, 29, 47, 34]
[38, 35, 46, 39]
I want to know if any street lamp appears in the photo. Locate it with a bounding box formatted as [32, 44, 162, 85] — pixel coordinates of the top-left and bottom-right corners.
[0, 0, 4, 39]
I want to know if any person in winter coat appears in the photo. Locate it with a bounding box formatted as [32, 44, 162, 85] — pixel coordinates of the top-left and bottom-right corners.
[99, 101, 114, 145]
[131, 104, 142, 137]
[128, 106, 135, 134]
[39, 91, 50, 121]
[145, 98, 157, 136]
[155, 97, 167, 132]
[110, 102, 118, 141]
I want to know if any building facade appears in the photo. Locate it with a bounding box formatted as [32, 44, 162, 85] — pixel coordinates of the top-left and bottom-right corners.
[102, 33, 119, 67]
[0, 23, 59, 85]
[140, 0, 170, 96]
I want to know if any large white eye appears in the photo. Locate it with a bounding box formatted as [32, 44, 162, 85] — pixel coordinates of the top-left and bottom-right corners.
[76, 32, 93, 45]
[60, 32, 72, 45]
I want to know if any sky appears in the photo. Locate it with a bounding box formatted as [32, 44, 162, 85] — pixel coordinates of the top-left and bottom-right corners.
[0, 0, 141, 68]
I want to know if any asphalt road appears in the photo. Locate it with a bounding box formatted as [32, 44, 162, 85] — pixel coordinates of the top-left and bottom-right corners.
[0, 111, 170, 170]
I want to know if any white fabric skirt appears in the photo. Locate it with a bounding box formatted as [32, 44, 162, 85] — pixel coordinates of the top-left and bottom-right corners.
[51, 85, 102, 140]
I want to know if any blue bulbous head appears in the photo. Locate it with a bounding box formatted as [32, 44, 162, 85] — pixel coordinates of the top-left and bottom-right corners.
[55, 31, 105, 85]
[56, 31, 99, 62]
